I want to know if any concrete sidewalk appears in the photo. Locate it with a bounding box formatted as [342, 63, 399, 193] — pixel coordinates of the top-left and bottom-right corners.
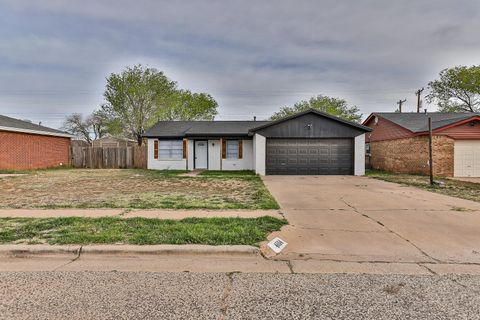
[0, 208, 283, 219]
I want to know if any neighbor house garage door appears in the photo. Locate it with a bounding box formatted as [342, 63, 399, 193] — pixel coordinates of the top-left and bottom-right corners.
[266, 139, 353, 175]
[454, 140, 480, 177]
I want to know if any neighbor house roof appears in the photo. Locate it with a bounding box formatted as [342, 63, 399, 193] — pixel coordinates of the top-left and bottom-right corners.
[143, 120, 270, 138]
[0, 114, 73, 138]
[365, 112, 480, 133]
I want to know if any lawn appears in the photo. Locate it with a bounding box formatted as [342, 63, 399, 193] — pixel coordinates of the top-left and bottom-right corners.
[366, 170, 480, 203]
[0, 216, 287, 245]
[0, 169, 279, 210]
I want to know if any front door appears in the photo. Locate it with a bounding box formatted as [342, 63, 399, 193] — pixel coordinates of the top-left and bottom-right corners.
[195, 140, 208, 169]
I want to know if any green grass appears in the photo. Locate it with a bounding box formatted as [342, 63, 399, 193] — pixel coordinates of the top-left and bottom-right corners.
[0, 216, 287, 245]
[366, 169, 480, 203]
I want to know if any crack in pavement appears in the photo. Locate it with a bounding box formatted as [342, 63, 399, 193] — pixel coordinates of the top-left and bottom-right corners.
[339, 197, 442, 264]
[52, 246, 83, 271]
[219, 272, 235, 320]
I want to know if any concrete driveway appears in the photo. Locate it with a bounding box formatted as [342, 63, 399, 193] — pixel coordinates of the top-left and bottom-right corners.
[262, 176, 480, 273]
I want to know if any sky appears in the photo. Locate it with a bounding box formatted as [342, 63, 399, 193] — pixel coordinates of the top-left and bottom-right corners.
[0, 0, 480, 129]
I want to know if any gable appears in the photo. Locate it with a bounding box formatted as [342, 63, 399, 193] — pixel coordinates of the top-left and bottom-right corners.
[436, 118, 480, 139]
[254, 113, 366, 138]
[364, 115, 413, 142]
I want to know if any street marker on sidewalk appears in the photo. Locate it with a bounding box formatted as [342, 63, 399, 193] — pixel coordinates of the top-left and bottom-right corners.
[267, 237, 288, 254]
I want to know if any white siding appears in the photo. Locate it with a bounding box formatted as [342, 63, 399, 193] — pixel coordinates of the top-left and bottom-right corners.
[221, 140, 253, 170]
[253, 133, 266, 175]
[147, 138, 187, 170]
[208, 139, 221, 170]
[354, 134, 365, 176]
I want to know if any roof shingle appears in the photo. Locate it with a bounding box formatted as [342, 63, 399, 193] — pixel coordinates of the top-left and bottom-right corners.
[0, 114, 71, 137]
[371, 112, 480, 132]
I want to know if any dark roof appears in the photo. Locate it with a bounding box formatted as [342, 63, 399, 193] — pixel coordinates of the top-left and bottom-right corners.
[143, 120, 271, 138]
[249, 109, 372, 132]
[369, 112, 480, 132]
[0, 114, 72, 137]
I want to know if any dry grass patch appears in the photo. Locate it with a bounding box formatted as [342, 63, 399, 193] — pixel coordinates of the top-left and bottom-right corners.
[366, 170, 480, 203]
[0, 169, 279, 209]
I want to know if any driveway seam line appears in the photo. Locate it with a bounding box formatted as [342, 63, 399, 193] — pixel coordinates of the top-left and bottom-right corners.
[219, 272, 234, 320]
[340, 197, 442, 264]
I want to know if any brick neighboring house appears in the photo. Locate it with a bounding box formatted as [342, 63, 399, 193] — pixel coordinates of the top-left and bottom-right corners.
[0, 115, 73, 170]
[363, 112, 480, 177]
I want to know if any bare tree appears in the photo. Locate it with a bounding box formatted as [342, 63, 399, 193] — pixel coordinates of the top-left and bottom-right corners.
[62, 113, 93, 143]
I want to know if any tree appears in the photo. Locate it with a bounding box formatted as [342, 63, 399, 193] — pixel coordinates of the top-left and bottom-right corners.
[157, 90, 218, 120]
[426, 65, 480, 112]
[270, 95, 362, 122]
[101, 65, 177, 145]
[101, 64, 218, 145]
[62, 113, 107, 143]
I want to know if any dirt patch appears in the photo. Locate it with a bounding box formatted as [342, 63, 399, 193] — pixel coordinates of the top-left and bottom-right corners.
[0, 169, 278, 209]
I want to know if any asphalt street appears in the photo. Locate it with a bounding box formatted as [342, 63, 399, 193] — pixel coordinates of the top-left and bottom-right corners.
[1, 272, 479, 320]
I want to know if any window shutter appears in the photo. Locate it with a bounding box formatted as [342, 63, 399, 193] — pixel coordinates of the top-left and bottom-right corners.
[183, 140, 187, 159]
[221, 139, 226, 159]
[238, 140, 243, 159]
[154, 140, 159, 159]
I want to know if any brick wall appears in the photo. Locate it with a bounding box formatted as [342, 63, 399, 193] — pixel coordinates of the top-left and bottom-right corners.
[0, 130, 70, 170]
[369, 135, 454, 177]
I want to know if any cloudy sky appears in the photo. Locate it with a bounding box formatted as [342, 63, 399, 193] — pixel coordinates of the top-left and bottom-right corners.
[1, 0, 479, 129]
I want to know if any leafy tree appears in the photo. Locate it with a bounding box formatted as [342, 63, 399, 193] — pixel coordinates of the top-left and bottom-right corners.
[101, 65, 177, 145]
[426, 65, 480, 112]
[62, 112, 107, 143]
[101, 64, 219, 145]
[270, 95, 362, 122]
[158, 90, 218, 120]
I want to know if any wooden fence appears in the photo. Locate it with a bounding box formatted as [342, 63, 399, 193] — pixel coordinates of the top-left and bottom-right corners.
[70, 146, 147, 169]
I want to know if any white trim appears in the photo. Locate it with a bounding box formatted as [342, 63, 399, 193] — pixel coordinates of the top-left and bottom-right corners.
[253, 133, 266, 175]
[0, 125, 73, 138]
[354, 134, 365, 176]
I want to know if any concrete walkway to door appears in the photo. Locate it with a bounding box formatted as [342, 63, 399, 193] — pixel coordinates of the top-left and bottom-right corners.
[262, 175, 480, 274]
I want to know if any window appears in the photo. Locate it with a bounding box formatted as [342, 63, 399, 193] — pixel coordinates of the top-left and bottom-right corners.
[226, 140, 239, 159]
[158, 140, 183, 159]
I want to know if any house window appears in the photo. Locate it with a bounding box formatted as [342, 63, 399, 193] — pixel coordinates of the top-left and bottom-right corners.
[158, 140, 183, 159]
[226, 140, 239, 159]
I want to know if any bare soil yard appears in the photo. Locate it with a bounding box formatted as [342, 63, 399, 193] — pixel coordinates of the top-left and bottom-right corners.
[0, 169, 279, 209]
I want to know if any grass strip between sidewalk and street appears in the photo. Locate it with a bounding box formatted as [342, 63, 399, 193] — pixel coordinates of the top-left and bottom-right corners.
[0, 216, 287, 246]
[366, 169, 480, 203]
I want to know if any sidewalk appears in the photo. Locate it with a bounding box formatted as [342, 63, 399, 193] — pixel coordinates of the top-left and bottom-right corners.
[0, 208, 283, 219]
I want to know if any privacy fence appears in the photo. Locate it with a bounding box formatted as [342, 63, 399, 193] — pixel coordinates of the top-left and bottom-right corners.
[70, 146, 147, 169]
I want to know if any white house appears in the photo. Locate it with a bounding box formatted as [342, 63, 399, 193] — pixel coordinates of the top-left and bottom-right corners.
[143, 109, 372, 175]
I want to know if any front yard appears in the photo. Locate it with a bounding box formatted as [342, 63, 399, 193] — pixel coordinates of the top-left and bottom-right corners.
[0, 216, 286, 245]
[0, 169, 279, 210]
[366, 170, 480, 203]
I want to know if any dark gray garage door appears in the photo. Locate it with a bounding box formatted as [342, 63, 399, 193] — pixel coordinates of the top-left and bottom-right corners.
[266, 139, 353, 175]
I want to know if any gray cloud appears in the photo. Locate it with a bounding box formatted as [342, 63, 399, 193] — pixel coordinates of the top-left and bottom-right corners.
[0, 0, 479, 128]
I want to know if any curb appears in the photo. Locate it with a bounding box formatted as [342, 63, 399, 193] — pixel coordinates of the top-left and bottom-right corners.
[0, 244, 260, 256]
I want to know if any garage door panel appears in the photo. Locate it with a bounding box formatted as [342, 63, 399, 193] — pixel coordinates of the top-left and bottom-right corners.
[266, 138, 353, 175]
[454, 140, 480, 177]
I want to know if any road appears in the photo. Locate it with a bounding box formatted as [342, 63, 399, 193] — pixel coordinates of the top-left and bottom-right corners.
[1, 271, 479, 319]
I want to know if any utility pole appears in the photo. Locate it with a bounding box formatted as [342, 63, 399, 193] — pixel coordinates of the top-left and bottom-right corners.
[415, 88, 424, 113]
[428, 117, 434, 185]
[396, 99, 406, 113]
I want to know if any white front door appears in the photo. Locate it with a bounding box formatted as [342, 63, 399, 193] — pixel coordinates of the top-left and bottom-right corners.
[454, 140, 480, 177]
[195, 141, 208, 169]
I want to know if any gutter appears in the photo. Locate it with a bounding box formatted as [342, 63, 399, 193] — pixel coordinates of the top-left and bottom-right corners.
[0, 126, 73, 138]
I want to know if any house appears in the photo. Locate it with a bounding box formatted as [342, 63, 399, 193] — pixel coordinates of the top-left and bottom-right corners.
[143, 109, 371, 175]
[92, 136, 137, 148]
[0, 115, 73, 170]
[363, 112, 480, 177]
